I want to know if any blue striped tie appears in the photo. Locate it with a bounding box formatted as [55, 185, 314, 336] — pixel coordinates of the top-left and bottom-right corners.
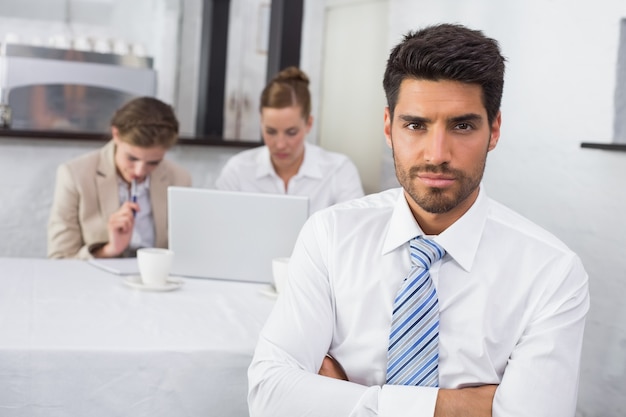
[386, 236, 445, 386]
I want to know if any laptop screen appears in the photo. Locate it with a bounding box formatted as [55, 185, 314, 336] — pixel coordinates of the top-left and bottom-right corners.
[168, 187, 309, 283]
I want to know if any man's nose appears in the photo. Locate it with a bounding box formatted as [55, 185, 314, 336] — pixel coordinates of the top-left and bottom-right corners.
[423, 127, 452, 165]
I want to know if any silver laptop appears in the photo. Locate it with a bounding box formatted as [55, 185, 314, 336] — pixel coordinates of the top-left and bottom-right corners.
[168, 187, 309, 283]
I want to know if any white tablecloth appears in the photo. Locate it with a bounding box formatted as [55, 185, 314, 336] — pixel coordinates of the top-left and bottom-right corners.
[0, 258, 276, 417]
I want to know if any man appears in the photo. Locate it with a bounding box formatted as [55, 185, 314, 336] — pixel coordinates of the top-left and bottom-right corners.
[248, 24, 589, 417]
[48, 97, 191, 259]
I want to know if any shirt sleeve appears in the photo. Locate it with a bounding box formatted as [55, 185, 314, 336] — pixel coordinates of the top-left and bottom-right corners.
[492, 254, 589, 417]
[333, 158, 365, 202]
[214, 158, 240, 191]
[47, 164, 93, 259]
[248, 214, 378, 416]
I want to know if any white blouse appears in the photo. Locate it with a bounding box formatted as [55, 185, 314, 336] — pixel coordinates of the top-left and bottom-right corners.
[215, 142, 364, 214]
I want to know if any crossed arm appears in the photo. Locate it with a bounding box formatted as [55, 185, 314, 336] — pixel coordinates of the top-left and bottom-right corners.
[319, 356, 497, 417]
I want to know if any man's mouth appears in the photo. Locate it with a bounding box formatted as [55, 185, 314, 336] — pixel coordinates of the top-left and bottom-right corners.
[417, 173, 455, 188]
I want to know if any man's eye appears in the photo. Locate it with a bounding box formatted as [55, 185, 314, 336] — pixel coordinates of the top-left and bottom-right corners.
[455, 123, 473, 131]
[407, 123, 424, 130]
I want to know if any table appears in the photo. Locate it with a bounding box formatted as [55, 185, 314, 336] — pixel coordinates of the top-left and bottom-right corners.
[0, 258, 276, 417]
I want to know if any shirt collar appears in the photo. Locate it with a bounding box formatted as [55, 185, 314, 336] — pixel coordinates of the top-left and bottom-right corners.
[296, 143, 323, 179]
[382, 185, 489, 272]
[254, 143, 323, 180]
[116, 175, 151, 196]
[255, 146, 275, 179]
[382, 190, 423, 255]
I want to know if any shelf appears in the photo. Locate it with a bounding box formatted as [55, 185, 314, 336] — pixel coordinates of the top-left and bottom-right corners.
[0, 128, 260, 148]
[580, 142, 626, 152]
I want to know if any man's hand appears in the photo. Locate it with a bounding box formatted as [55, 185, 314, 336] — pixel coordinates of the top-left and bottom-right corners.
[94, 202, 139, 258]
[317, 354, 496, 417]
[318, 355, 348, 381]
[434, 384, 497, 417]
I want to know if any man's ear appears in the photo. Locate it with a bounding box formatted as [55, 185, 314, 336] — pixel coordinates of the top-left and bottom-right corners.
[384, 107, 392, 148]
[488, 111, 501, 152]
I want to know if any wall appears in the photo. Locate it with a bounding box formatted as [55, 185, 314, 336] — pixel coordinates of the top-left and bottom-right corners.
[615, 18, 626, 143]
[385, 1, 626, 415]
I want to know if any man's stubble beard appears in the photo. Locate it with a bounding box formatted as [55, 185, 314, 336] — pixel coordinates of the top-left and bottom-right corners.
[390, 139, 488, 214]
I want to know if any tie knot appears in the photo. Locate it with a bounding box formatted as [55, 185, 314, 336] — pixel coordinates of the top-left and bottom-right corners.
[409, 237, 445, 270]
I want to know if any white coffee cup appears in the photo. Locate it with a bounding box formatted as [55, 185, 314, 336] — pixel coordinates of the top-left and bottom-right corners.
[137, 248, 174, 287]
[272, 257, 290, 294]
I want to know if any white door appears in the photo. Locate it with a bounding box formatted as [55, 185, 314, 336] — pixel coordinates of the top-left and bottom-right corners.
[318, 0, 389, 193]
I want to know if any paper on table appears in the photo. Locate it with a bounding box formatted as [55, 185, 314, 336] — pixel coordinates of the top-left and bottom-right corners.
[88, 258, 140, 275]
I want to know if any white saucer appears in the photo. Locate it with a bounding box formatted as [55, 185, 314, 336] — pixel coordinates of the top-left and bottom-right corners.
[123, 275, 184, 292]
[259, 287, 279, 299]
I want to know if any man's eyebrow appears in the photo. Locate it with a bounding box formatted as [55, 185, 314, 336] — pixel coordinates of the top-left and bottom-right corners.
[448, 113, 483, 124]
[398, 114, 431, 124]
[397, 113, 483, 124]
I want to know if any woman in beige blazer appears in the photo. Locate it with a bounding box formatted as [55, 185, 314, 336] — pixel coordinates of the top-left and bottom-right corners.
[47, 97, 191, 259]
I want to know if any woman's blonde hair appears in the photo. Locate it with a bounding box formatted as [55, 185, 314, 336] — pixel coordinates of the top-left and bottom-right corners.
[111, 96, 179, 148]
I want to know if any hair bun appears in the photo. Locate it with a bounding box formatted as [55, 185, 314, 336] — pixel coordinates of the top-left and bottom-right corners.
[274, 66, 309, 85]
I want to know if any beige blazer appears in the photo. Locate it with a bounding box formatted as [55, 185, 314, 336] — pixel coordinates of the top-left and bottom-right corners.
[47, 140, 192, 259]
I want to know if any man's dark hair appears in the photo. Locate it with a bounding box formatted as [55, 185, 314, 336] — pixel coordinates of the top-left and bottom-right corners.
[383, 23, 506, 124]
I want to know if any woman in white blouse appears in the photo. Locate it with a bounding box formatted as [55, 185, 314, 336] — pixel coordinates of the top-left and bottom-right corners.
[215, 67, 364, 214]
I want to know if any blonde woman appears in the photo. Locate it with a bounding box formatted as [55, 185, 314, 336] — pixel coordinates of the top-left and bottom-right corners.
[215, 67, 364, 213]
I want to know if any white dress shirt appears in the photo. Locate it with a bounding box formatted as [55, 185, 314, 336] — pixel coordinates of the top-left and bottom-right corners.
[248, 187, 589, 417]
[117, 176, 155, 250]
[215, 142, 364, 214]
